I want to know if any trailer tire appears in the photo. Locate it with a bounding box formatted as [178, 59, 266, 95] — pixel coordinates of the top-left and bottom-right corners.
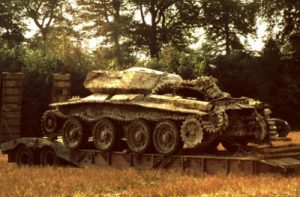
[40, 147, 61, 166]
[15, 145, 34, 166]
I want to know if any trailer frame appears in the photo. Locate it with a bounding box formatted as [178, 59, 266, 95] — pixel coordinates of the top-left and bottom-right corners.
[2, 137, 300, 175]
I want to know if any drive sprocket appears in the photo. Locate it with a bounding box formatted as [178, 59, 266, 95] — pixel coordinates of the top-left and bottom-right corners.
[180, 117, 203, 148]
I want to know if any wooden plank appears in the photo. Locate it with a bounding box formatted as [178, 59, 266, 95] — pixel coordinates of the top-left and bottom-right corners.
[1, 72, 22, 140]
[53, 74, 71, 81]
[2, 80, 22, 88]
[56, 95, 70, 102]
[2, 128, 21, 135]
[2, 112, 21, 119]
[2, 88, 22, 96]
[3, 119, 21, 127]
[2, 96, 22, 103]
[1, 73, 22, 80]
[53, 81, 71, 88]
[2, 104, 21, 110]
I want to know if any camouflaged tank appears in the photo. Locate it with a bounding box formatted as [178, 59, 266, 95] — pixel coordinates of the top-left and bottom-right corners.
[41, 67, 290, 154]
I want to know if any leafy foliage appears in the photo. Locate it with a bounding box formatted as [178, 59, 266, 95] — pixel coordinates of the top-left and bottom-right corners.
[0, 0, 300, 130]
[259, 0, 300, 42]
[201, 0, 258, 55]
[0, 0, 25, 45]
[130, 0, 201, 58]
[76, 0, 135, 68]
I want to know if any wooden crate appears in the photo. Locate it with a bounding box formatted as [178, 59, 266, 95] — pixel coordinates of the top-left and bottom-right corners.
[51, 74, 71, 103]
[0, 72, 22, 143]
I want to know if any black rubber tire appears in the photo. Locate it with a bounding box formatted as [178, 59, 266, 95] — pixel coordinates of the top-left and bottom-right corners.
[40, 147, 61, 166]
[274, 119, 291, 137]
[15, 145, 34, 167]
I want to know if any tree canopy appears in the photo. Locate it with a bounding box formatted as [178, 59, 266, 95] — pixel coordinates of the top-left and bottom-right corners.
[1, 0, 300, 130]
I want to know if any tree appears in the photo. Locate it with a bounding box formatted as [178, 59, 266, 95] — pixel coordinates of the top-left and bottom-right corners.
[0, 0, 25, 45]
[201, 0, 258, 55]
[76, 0, 134, 68]
[130, 0, 201, 58]
[259, 0, 300, 42]
[22, 0, 68, 40]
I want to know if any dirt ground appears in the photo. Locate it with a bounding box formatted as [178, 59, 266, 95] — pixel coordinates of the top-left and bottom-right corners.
[0, 132, 300, 197]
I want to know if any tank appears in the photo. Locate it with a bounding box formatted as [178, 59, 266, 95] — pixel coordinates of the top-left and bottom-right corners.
[41, 67, 290, 154]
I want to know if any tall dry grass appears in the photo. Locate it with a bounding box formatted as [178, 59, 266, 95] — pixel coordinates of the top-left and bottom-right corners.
[0, 132, 300, 196]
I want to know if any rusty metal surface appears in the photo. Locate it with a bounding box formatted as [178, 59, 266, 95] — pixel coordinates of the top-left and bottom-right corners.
[2, 137, 300, 175]
[44, 67, 291, 155]
[84, 67, 183, 94]
[70, 146, 300, 175]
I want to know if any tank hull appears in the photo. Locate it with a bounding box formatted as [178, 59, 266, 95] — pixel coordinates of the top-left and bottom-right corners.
[41, 67, 290, 154]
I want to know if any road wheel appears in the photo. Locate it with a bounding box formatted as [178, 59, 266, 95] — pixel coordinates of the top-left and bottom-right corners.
[40, 147, 61, 166]
[153, 120, 182, 155]
[93, 118, 117, 151]
[126, 120, 151, 153]
[15, 145, 34, 166]
[62, 118, 86, 149]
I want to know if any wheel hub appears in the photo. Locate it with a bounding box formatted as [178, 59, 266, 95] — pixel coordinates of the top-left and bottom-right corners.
[101, 130, 109, 140]
[162, 133, 171, 143]
[135, 131, 143, 141]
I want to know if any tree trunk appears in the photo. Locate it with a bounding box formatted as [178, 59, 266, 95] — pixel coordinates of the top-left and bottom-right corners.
[113, 0, 122, 68]
[224, 12, 230, 56]
[149, 2, 159, 59]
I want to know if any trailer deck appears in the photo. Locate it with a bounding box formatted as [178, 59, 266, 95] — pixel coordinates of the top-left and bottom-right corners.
[2, 137, 300, 175]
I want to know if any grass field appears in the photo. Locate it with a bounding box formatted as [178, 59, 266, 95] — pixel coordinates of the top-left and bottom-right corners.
[1, 133, 300, 197]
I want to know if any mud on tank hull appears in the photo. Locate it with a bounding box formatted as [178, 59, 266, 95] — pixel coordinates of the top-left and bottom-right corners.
[41, 67, 290, 155]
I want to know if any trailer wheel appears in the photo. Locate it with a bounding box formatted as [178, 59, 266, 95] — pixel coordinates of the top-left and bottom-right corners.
[15, 145, 34, 166]
[40, 147, 61, 166]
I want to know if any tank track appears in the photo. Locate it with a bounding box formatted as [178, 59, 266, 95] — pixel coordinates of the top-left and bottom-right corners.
[153, 77, 229, 100]
[42, 103, 230, 152]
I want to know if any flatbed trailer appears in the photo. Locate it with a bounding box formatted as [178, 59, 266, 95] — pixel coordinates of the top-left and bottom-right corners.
[2, 137, 300, 175]
[1, 72, 300, 176]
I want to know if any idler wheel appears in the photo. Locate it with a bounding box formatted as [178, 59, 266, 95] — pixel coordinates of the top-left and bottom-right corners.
[41, 110, 58, 134]
[153, 120, 182, 155]
[126, 120, 151, 153]
[92, 118, 117, 151]
[62, 118, 86, 149]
